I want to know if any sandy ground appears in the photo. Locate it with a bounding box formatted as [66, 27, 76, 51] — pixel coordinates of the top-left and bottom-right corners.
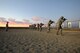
[0, 29, 80, 53]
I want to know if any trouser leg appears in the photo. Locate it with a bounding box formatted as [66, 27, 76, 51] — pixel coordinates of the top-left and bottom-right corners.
[60, 28, 63, 35]
[47, 26, 50, 32]
[56, 28, 59, 35]
[6, 27, 8, 31]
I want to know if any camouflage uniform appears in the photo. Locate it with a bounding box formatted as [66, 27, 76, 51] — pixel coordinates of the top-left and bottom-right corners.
[33, 24, 36, 30]
[29, 24, 36, 30]
[37, 23, 40, 31]
[56, 16, 67, 35]
[47, 20, 54, 32]
[39, 23, 44, 31]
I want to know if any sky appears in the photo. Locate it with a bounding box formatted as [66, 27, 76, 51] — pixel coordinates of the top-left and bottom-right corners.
[0, 0, 80, 27]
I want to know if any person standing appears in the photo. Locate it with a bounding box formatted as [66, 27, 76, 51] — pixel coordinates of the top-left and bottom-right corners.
[6, 22, 9, 31]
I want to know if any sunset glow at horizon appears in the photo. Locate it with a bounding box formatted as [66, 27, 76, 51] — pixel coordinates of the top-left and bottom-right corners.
[0, 22, 30, 27]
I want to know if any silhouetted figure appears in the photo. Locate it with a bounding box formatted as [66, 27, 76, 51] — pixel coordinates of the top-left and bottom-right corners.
[29, 25, 31, 29]
[47, 20, 54, 32]
[56, 16, 67, 35]
[37, 23, 40, 31]
[29, 24, 36, 30]
[5, 22, 9, 31]
[39, 23, 44, 31]
[33, 24, 36, 30]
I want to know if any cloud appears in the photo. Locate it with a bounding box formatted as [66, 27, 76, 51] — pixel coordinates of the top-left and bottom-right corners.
[0, 17, 31, 27]
[8, 18, 23, 24]
[0, 17, 7, 22]
[23, 19, 32, 25]
[23, 19, 29, 22]
[15, 21, 23, 24]
[8, 18, 31, 24]
[31, 16, 41, 21]
[8, 18, 16, 22]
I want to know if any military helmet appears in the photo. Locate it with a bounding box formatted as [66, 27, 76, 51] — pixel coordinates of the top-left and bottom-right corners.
[60, 16, 64, 19]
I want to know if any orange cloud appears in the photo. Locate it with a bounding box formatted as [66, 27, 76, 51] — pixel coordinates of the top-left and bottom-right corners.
[0, 17, 31, 27]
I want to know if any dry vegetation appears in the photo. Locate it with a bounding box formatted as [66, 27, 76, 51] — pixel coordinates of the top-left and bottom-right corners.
[0, 29, 80, 53]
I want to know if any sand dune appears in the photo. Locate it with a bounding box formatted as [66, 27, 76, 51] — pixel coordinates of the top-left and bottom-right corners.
[0, 29, 80, 53]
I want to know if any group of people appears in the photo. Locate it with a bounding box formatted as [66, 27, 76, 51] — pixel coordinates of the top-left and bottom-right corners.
[29, 16, 67, 35]
[3, 16, 67, 35]
[29, 23, 44, 31]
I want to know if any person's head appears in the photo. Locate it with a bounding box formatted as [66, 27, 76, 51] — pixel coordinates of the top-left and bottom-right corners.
[49, 20, 54, 24]
[60, 16, 67, 22]
[60, 16, 64, 19]
[7, 22, 9, 24]
[40, 23, 44, 26]
[34, 24, 36, 26]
